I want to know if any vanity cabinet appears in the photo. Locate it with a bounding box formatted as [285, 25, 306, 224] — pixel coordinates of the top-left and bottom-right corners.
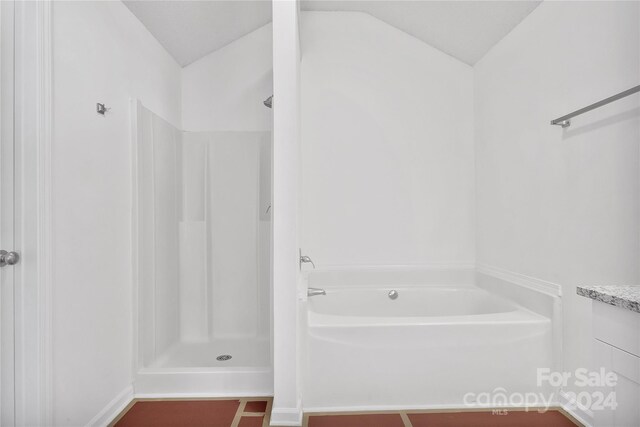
[592, 301, 640, 427]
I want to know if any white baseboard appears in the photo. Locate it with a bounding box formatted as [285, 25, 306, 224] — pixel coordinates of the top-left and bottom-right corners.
[557, 390, 593, 427]
[477, 263, 562, 297]
[270, 400, 303, 426]
[86, 385, 134, 427]
[133, 391, 273, 399]
[304, 402, 559, 413]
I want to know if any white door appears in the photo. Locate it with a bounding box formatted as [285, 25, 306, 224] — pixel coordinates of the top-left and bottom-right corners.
[0, 1, 49, 424]
[0, 0, 17, 425]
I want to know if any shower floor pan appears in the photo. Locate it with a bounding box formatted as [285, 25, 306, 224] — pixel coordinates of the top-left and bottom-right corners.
[149, 338, 270, 368]
[135, 338, 272, 397]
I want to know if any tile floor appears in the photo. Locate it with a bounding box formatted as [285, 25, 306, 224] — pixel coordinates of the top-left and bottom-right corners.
[112, 398, 272, 427]
[304, 409, 581, 427]
[112, 399, 582, 427]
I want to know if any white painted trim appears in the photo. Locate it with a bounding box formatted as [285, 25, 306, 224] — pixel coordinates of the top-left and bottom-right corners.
[8, 1, 53, 424]
[86, 385, 134, 427]
[476, 263, 562, 297]
[269, 405, 303, 426]
[271, 1, 301, 422]
[129, 98, 141, 382]
[134, 392, 273, 399]
[304, 402, 568, 414]
[0, 3, 16, 424]
[557, 390, 593, 427]
[138, 367, 272, 374]
[35, 1, 53, 424]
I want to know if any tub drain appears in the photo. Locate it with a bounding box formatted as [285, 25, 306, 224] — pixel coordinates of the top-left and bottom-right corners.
[216, 354, 232, 361]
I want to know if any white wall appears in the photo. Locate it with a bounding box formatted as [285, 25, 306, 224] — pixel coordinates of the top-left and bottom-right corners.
[300, 12, 475, 268]
[271, 1, 302, 425]
[182, 23, 273, 132]
[474, 0, 640, 412]
[52, 1, 181, 424]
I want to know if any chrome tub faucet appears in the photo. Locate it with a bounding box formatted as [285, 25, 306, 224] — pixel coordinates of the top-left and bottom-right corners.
[307, 287, 326, 297]
[299, 249, 315, 269]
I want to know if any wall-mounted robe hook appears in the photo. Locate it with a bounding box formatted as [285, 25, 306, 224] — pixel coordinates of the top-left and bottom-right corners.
[96, 103, 111, 115]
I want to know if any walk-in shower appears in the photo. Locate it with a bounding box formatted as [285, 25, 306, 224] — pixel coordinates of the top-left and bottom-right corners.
[132, 100, 272, 395]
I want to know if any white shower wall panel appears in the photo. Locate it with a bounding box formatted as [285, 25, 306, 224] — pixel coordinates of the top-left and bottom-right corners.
[153, 116, 182, 356]
[179, 133, 209, 341]
[136, 103, 182, 364]
[137, 102, 272, 366]
[179, 222, 208, 341]
[257, 140, 272, 339]
[181, 132, 271, 341]
[138, 106, 156, 368]
[209, 134, 259, 338]
[181, 133, 207, 221]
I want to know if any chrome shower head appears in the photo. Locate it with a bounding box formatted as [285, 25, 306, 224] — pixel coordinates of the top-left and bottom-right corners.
[263, 95, 273, 109]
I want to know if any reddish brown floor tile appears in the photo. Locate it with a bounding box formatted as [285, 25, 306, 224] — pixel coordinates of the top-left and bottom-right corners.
[238, 416, 264, 427]
[244, 400, 268, 413]
[408, 410, 577, 427]
[308, 413, 405, 427]
[115, 400, 240, 427]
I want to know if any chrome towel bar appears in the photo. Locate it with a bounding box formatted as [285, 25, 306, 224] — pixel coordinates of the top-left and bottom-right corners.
[551, 84, 640, 128]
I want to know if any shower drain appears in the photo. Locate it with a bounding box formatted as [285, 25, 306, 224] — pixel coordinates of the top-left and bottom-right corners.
[216, 354, 232, 361]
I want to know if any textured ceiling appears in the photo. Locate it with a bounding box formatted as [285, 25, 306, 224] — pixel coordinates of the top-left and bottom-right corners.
[123, 0, 272, 66]
[124, 0, 541, 67]
[301, 1, 542, 65]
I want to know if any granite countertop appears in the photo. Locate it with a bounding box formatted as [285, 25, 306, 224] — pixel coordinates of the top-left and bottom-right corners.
[577, 285, 640, 314]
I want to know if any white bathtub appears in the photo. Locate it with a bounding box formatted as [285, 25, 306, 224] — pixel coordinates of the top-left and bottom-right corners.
[302, 270, 554, 411]
[309, 286, 534, 326]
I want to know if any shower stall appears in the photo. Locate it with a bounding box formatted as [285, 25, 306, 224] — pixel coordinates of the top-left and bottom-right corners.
[131, 100, 273, 395]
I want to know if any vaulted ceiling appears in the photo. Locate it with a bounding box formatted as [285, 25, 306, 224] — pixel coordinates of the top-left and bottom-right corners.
[124, 0, 541, 67]
[301, 1, 542, 65]
[123, 0, 272, 66]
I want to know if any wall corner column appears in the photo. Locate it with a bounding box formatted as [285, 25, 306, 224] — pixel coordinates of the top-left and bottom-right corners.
[271, 0, 302, 425]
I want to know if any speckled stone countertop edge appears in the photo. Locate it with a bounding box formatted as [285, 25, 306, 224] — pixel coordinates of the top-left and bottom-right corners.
[577, 286, 640, 314]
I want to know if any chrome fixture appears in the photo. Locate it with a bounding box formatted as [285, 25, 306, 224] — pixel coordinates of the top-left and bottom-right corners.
[299, 249, 315, 269]
[0, 250, 19, 267]
[308, 287, 326, 297]
[263, 95, 273, 109]
[388, 290, 398, 300]
[96, 103, 110, 115]
[551, 84, 640, 128]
